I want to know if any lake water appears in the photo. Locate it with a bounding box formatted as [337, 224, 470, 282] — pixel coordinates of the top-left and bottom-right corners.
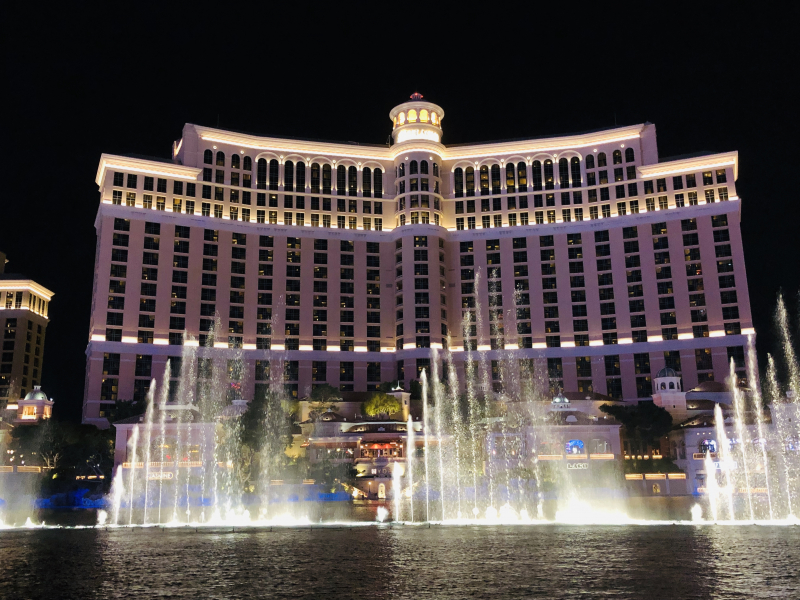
[1, 525, 798, 599]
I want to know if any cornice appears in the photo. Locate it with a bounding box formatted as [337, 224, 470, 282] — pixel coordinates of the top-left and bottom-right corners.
[96, 154, 202, 187]
[0, 280, 54, 300]
[638, 151, 739, 180]
[192, 125, 394, 163]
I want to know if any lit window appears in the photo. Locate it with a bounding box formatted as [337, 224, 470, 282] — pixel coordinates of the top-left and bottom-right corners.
[431, 112, 438, 125]
[408, 109, 417, 122]
[398, 112, 406, 124]
[420, 109, 429, 122]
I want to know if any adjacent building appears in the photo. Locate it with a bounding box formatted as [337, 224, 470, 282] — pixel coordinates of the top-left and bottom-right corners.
[83, 94, 752, 427]
[0, 251, 53, 406]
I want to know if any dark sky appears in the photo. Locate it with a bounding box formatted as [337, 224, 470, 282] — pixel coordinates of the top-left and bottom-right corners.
[4, 5, 798, 421]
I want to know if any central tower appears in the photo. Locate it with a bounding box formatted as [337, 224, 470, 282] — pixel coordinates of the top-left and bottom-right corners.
[389, 94, 449, 362]
[389, 92, 445, 145]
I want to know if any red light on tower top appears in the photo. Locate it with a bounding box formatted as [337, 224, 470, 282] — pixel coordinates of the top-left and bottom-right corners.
[410, 92, 424, 100]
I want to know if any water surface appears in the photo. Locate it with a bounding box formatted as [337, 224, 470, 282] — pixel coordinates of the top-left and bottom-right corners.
[1, 525, 798, 599]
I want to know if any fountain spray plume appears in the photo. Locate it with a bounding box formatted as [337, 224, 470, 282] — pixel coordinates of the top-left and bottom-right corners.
[729, 359, 755, 521]
[127, 425, 139, 526]
[775, 293, 800, 397]
[747, 338, 774, 519]
[467, 268, 483, 514]
[109, 465, 125, 526]
[406, 414, 415, 522]
[156, 360, 171, 524]
[434, 343, 449, 521]
[713, 404, 736, 520]
[142, 380, 156, 524]
[421, 366, 430, 522]
[768, 354, 797, 517]
[392, 461, 402, 522]
[704, 451, 720, 522]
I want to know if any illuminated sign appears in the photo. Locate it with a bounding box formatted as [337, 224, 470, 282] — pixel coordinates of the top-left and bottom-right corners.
[147, 471, 174, 480]
[566, 463, 589, 470]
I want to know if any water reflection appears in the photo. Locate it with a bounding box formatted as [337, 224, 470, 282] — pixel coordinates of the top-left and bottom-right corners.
[1, 526, 798, 599]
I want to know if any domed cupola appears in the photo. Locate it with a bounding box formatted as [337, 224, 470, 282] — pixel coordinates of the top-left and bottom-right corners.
[654, 367, 682, 392]
[389, 92, 445, 145]
[24, 386, 49, 402]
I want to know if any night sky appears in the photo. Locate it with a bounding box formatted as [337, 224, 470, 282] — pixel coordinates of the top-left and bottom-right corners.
[4, 5, 798, 422]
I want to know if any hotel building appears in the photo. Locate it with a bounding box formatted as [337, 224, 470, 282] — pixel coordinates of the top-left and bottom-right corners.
[82, 94, 752, 427]
[0, 251, 53, 405]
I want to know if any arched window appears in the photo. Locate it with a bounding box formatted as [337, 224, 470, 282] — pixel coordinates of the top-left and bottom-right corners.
[269, 159, 279, 190]
[420, 160, 428, 174]
[585, 154, 595, 170]
[625, 148, 635, 163]
[531, 161, 542, 191]
[420, 109, 429, 122]
[398, 163, 405, 177]
[431, 112, 438, 125]
[613, 149, 622, 165]
[243, 156, 252, 171]
[410, 160, 418, 175]
[257, 158, 267, 189]
[570, 157, 581, 187]
[374, 169, 383, 198]
[295, 162, 305, 192]
[362, 167, 372, 197]
[398, 112, 406, 125]
[216, 151, 225, 167]
[284, 161, 294, 191]
[597, 152, 607, 167]
[408, 109, 417, 122]
[490, 164, 501, 194]
[565, 439, 585, 454]
[311, 163, 321, 193]
[465, 167, 475, 196]
[433, 163, 439, 177]
[348, 166, 358, 196]
[669, 382, 675, 389]
[454, 168, 464, 197]
[699, 439, 717, 454]
[506, 163, 515, 193]
[322, 164, 332, 194]
[231, 154, 240, 169]
[543, 160, 554, 190]
[204, 149, 213, 164]
[479, 165, 489, 195]
[337, 165, 346, 195]
[558, 158, 569, 189]
[517, 162, 527, 192]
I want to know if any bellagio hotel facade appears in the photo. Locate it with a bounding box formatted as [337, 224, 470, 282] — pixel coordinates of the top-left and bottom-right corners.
[82, 93, 752, 426]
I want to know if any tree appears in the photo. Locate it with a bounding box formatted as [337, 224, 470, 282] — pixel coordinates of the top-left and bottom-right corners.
[236, 386, 297, 492]
[308, 384, 340, 420]
[37, 419, 66, 469]
[361, 392, 401, 417]
[599, 401, 673, 450]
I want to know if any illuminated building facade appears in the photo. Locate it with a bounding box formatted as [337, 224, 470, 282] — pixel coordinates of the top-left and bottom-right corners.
[82, 94, 752, 426]
[0, 251, 53, 405]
